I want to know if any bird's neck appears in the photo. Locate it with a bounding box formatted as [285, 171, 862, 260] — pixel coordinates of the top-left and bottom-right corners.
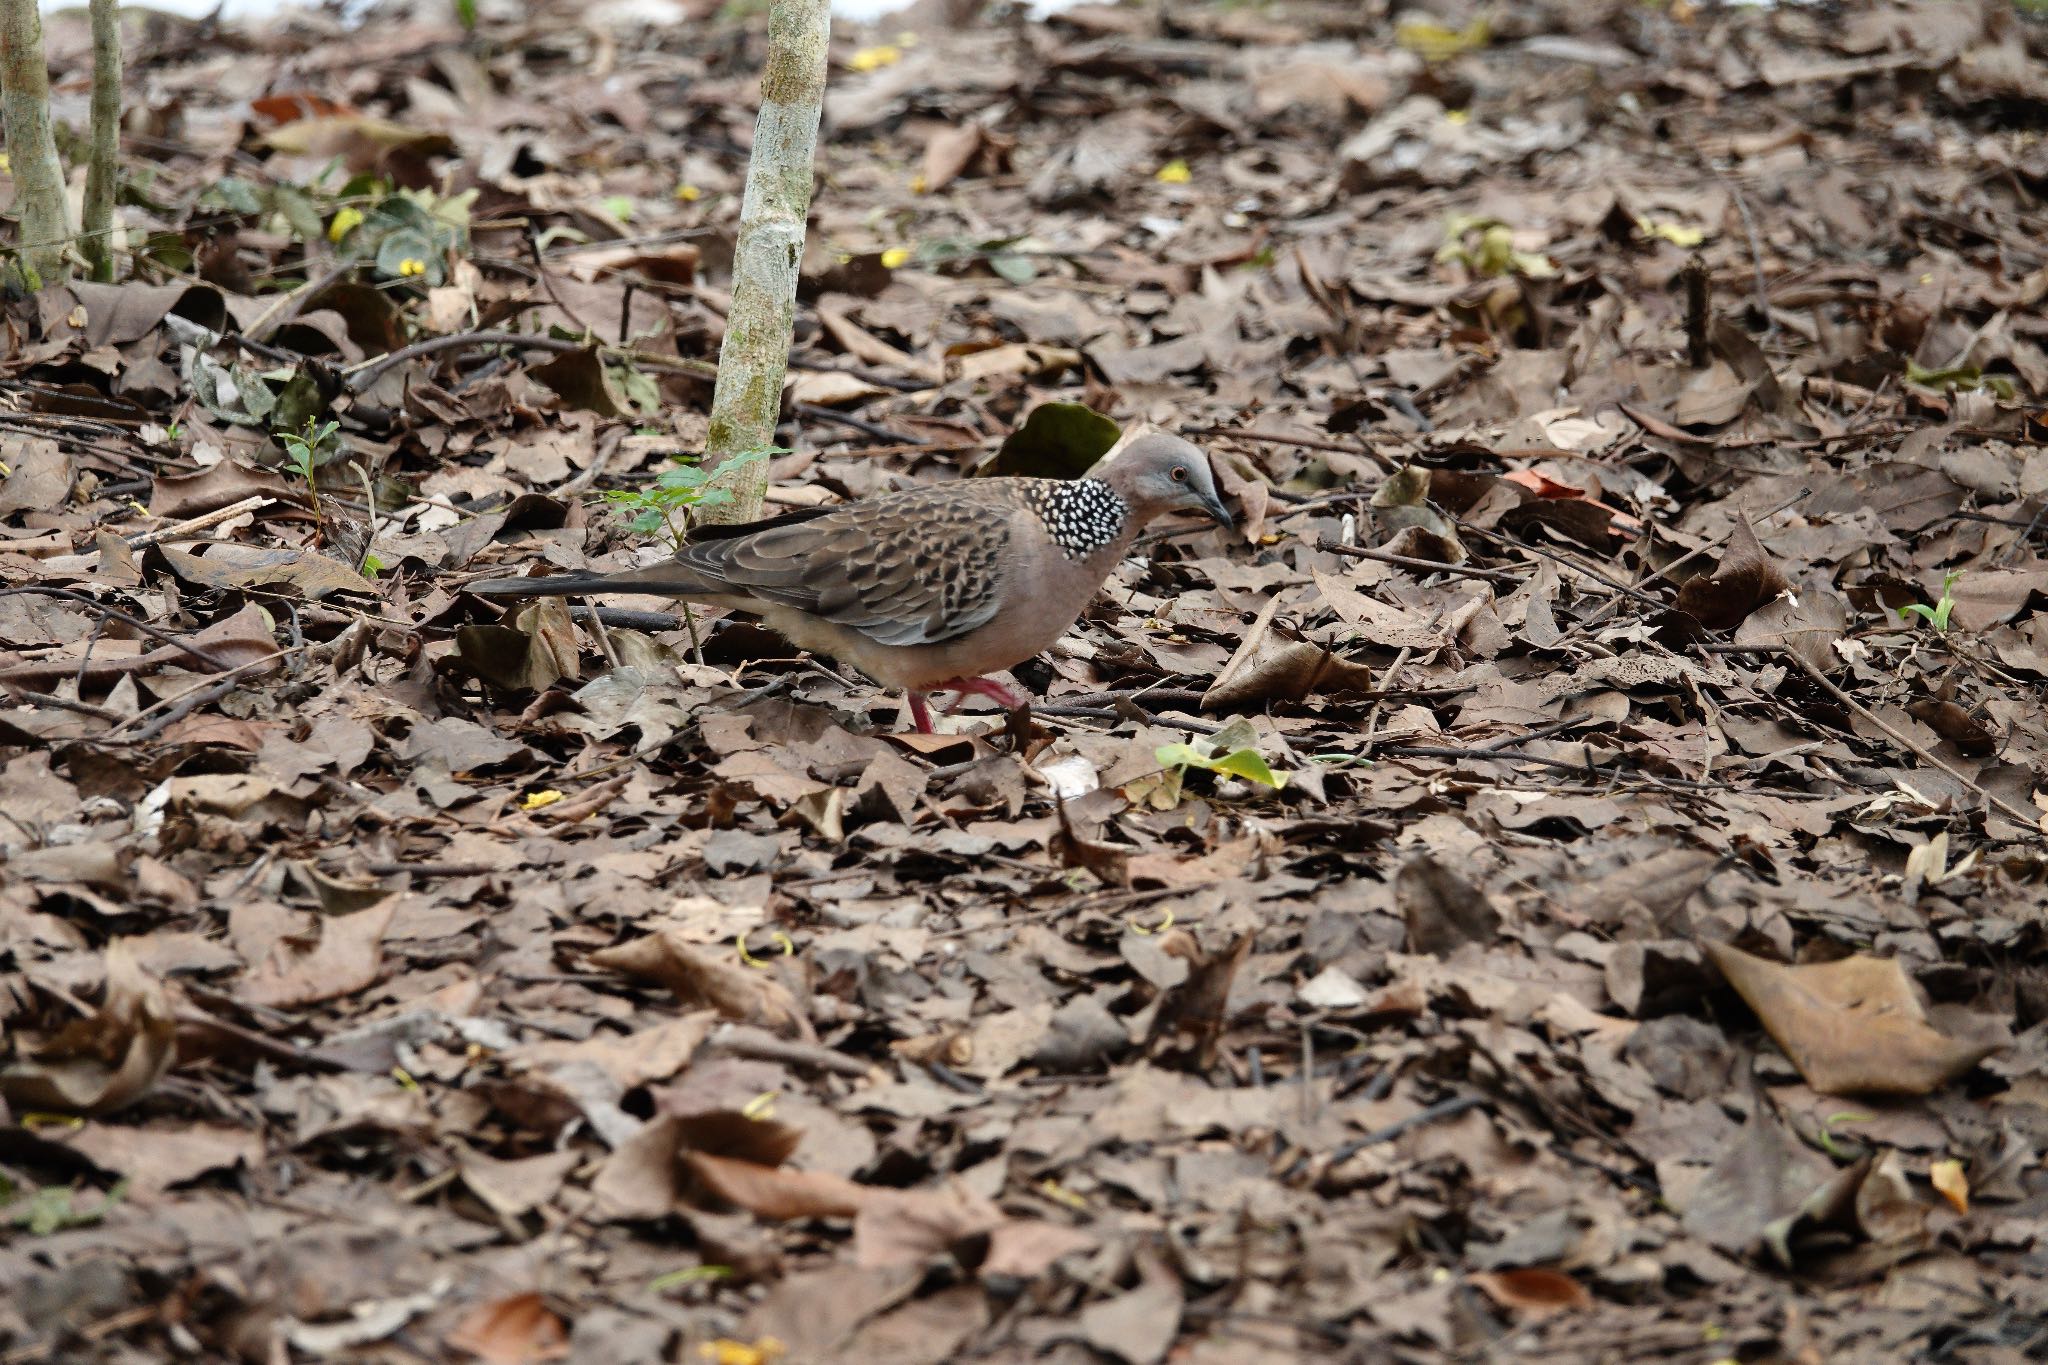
[1026, 478, 1132, 562]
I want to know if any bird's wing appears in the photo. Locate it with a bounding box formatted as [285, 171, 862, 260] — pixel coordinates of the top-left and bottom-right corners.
[680, 484, 1013, 647]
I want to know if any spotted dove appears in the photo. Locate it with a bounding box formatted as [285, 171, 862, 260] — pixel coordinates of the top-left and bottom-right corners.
[467, 433, 1234, 731]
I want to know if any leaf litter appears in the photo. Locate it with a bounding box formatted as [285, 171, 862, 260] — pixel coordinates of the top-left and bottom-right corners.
[4, 0, 2048, 1360]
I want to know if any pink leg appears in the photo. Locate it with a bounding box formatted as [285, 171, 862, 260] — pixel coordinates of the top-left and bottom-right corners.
[937, 675, 1029, 714]
[906, 692, 935, 733]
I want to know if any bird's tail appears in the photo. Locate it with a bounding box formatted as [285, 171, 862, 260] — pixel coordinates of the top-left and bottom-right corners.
[466, 560, 719, 599]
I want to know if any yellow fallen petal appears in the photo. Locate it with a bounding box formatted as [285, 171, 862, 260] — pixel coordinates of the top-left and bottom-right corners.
[675, 183, 701, 202]
[848, 44, 900, 72]
[880, 246, 910, 269]
[521, 789, 564, 811]
[398, 257, 427, 277]
[1929, 1158, 1969, 1215]
[909, 173, 928, 194]
[328, 206, 365, 242]
[698, 1339, 786, 1365]
[1155, 158, 1192, 184]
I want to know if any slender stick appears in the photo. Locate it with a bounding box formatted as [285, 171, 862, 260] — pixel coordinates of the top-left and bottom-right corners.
[82, 0, 120, 282]
[125, 494, 274, 549]
[1780, 650, 2035, 830]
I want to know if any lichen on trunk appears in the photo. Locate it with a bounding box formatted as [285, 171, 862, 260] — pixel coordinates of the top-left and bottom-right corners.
[0, 0, 70, 288]
[697, 0, 829, 525]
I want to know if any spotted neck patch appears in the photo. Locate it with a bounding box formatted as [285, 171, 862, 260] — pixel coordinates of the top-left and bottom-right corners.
[1025, 479, 1128, 560]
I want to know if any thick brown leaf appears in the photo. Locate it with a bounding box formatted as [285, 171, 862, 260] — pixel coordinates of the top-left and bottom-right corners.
[1702, 941, 2004, 1096]
[1675, 514, 1789, 630]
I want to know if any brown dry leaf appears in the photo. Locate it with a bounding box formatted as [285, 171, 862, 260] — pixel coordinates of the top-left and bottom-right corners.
[456, 1148, 583, 1220]
[0, 939, 176, 1116]
[1681, 1101, 1831, 1255]
[682, 1150, 872, 1220]
[1702, 941, 2004, 1096]
[1202, 613, 1375, 708]
[852, 1181, 1004, 1269]
[1144, 931, 1253, 1069]
[922, 123, 986, 192]
[1397, 853, 1502, 955]
[157, 543, 377, 601]
[1078, 1265, 1183, 1365]
[1675, 514, 1790, 630]
[443, 1292, 571, 1365]
[63, 1121, 262, 1198]
[146, 461, 300, 519]
[588, 930, 813, 1039]
[240, 899, 397, 1009]
[1468, 1268, 1594, 1319]
[453, 597, 582, 692]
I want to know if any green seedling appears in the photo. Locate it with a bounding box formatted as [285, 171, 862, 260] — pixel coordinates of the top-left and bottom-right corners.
[1155, 717, 1288, 790]
[281, 417, 342, 523]
[1902, 571, 1959, 632]
[598, 450, 757, 547]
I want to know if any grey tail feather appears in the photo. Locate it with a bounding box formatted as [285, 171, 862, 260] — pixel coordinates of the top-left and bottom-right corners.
[468, 573, 632, 597]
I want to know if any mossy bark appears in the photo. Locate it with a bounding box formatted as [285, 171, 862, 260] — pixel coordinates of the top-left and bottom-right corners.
[698, 0, 829, 525]
[82, 0, 120, 282]
[0, 0, 69, 288]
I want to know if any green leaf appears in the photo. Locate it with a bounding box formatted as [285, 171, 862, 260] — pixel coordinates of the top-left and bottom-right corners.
[455, 0, 477, 28]
[375, 229, 443, 283]
[989, 252, 1038, 285]
[1210, 748, 1283, 787]
[1154, 741, 1287, 789]
[992, 402, 1122, 479]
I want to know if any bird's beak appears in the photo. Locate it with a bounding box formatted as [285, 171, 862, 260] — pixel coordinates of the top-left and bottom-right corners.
[1201, 491, 1235, 530]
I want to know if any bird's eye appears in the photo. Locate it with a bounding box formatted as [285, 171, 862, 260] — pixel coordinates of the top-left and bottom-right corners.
[1170, 466, 1188, 482]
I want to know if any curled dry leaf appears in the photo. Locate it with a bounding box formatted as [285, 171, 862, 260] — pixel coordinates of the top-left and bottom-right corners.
[1467, 1268, 1593, 1319]
[1702, 941, 2004, 1097]
[1674, 514, 1789, 631]
[588, 929, 814, 1040]
[0, 938, 176, 1116]
[443, 1291, 570, 1365]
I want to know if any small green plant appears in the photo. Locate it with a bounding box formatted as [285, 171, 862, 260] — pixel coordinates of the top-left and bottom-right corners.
[1156, 719, 1287, 789]
[3, 1179, 127, 1236]
[328, 185, 477, 287]
[600, 450, 776, 546]
[1904, 359, 2016, 401]
[1902, 571, 1960, 632]
[1436, 214, 1556, 279]
[281, 417, 342, 522]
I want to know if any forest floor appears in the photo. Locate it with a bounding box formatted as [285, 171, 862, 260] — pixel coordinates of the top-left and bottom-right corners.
[4, 0, 2048, 1361]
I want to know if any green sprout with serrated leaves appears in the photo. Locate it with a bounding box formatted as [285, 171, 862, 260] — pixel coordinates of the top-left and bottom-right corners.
[601, 456, 721, 546]
[1902, 571, 1960, 633]
[281, 417, 342, 523]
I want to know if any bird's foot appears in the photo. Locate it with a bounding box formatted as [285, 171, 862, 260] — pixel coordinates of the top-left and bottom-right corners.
[907, 692, 936, 734]
[937, 676, 1029, 714]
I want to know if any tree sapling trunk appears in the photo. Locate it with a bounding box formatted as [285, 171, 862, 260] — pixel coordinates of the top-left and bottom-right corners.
[698, 0, 829, 525]
[0, 0, 70, 288]
[82, 0, 120, 283]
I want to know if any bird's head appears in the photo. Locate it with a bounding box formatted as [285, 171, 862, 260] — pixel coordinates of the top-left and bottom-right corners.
[1093, 432, 1234, 531]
